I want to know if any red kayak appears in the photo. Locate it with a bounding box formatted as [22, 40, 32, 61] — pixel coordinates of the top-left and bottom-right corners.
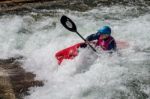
[55, 41, 129, 65]
[55, 43, 85, 65]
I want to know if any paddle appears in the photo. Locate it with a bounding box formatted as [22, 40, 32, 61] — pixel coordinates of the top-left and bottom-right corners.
[60, 15, 97, 52]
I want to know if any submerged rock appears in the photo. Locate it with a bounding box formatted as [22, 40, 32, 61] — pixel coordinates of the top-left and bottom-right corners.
[0, 57, 43, 99]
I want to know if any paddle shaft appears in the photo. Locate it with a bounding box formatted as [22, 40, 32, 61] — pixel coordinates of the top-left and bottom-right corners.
[76, 31, 97, 52]
[60, 15, 96, 52]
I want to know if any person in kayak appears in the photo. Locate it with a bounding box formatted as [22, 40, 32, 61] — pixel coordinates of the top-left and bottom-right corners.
[55, 26, 117, 65]
[85, 26, 117, 51]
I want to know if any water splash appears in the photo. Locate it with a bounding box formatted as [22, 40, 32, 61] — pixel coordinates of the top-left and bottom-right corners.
[0, 6, 149, 99]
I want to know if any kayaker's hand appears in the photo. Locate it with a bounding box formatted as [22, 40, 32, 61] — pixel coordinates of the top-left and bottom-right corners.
[80, 43, 87, 48]
[85, 40, 90, 44]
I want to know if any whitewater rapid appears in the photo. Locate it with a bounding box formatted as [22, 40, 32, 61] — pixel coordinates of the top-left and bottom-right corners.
[0, 6, 150, 99]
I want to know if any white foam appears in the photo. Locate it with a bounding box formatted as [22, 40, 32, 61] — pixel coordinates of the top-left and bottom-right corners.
[0, 7, 149, 99]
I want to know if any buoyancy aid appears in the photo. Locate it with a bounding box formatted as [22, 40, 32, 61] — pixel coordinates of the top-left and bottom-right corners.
[96, 36, 114, 50]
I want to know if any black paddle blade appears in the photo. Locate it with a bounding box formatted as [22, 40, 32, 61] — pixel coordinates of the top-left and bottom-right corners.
[60, 15, 77, 32]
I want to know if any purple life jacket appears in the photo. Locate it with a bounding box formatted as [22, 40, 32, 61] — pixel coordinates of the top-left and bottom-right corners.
[96, 36, 114, 50]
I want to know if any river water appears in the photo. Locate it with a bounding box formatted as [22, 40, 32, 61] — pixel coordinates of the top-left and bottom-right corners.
[0, 5, 150, 99]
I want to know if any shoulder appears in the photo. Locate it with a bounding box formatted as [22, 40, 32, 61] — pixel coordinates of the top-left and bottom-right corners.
[109, 36, 116, 43]
[108, 36, 117, 48]
[109, 36, 115, 39]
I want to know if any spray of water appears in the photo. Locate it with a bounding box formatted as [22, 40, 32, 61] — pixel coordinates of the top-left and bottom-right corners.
[0, 6, 149, 99]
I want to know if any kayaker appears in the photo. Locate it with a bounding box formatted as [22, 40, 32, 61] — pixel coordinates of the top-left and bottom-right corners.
[55, 26, 117, 65]
[85, 26, 117, 51]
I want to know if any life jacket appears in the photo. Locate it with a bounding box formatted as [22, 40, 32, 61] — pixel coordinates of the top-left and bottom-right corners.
[96, 36, 114, 50]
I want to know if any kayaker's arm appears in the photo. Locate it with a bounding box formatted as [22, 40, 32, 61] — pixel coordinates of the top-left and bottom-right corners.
[86, 32, 101, 41]
[108, 40, 117, 51]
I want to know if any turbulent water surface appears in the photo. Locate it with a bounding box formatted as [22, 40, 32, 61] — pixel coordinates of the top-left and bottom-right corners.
[0, 5, 150, 99]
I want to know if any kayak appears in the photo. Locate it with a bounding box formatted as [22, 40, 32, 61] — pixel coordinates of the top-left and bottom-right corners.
[55, 43, 84, 65]
[55, 41, 129, 65]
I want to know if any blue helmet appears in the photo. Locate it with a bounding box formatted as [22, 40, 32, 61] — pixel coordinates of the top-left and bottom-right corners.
[97, 26, 111, 35]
